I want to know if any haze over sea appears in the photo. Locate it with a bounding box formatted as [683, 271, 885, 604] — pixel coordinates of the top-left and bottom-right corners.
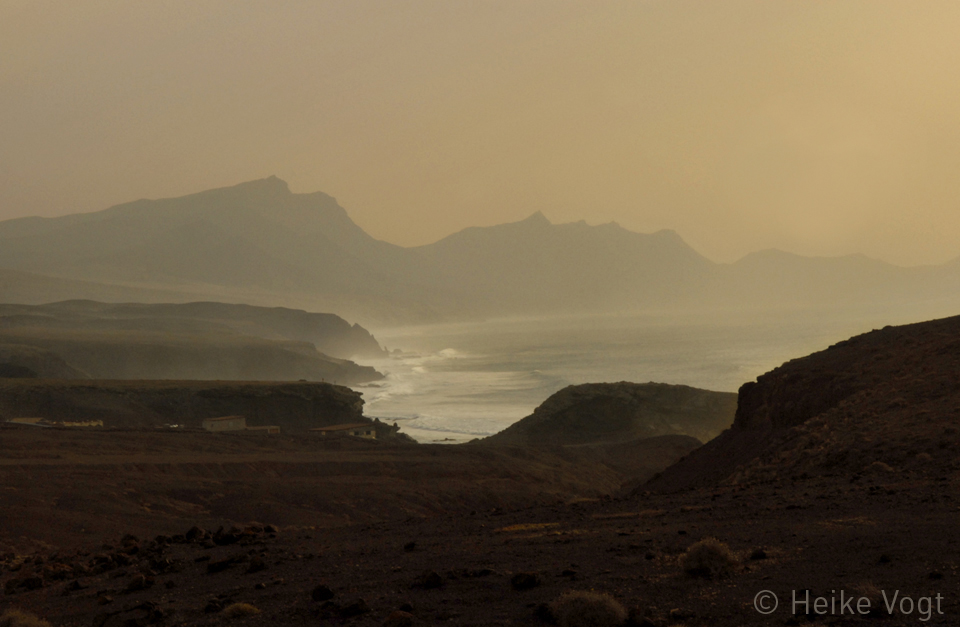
[356, 308, 922, 443]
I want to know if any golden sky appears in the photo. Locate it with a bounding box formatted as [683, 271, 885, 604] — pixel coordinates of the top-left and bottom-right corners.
[3, 1, 960, 265]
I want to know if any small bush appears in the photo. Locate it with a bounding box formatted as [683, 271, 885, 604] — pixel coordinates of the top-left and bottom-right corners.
[222, 603, 260, 619]
[0, 609, 52, 627]
[550, 590, 627, 627]
[680, 537, 738, 579]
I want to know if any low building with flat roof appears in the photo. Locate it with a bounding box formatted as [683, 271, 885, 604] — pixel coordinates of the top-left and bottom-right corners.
[245, 425, 281, 434]
[310, 423, 376, 439]
[201, 415, 246, 432]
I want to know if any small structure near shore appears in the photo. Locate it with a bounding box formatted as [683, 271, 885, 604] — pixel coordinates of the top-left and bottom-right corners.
[201, 416, 280, 434]
[202, 416, 246, 432]
[246, 425, 281, 434]
[310, 423, 376, 439]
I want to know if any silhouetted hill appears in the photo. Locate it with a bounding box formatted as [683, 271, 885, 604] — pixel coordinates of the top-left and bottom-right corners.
[414, 214, 713, 313]
[4, 177, 960, 322]
[0, 300, 385, 359]
[482, 382, 737, 446]
[0, 301, 384, 384]
[0, 344, 89, 379]
[0, 267, 196, 305]
[646, 314, 960, 492]
[0, 380, 365, 430]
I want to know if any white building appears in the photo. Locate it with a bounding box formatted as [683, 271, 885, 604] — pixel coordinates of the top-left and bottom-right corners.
[201, 416, 246, 432]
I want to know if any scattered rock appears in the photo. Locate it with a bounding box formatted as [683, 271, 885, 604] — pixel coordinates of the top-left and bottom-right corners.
[19, 577, 43, 591]
[383, 610, 414, 627]
[185, 527, 206, 542]
[626, 607, 659, 627]
[207, 554, 248, 574]
[511, 572, 541, 591]
[339, 599, 370, 618]
[213, 527, 241, 546]
[669, 608, 695, 621]
[246, 557, 266, 574]
[204, 599, 223, 613]
[414, 570, 443, 590]
[534, 602, 555, 623]
[42, 563, 72, 581]
[149, 557, 181, 574]
[124, 574, 154, 593]
[311, 584, 335, 602]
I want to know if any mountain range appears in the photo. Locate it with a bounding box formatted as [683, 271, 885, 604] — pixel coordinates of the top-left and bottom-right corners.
[2, 176, 960, 324]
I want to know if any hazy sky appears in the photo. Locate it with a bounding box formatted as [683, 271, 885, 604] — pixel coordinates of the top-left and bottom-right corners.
[3, 1, 960, 265]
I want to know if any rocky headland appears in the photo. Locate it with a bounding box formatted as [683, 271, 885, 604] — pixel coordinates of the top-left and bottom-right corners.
[482, 382, 737, 447]
[0, 301, 384, 385]
[647, 315, 960, 492]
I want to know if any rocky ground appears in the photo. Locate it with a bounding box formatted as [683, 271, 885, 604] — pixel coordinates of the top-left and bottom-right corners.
[1, 470, 956, 626]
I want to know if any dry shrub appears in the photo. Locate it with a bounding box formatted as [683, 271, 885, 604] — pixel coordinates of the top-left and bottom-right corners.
[550, 590, 627, 627]
[0, 609, 52, 627]
[222, 603, 261, 619]
[680, 537, 738, 579]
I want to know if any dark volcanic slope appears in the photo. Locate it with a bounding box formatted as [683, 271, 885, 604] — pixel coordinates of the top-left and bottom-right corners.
[483, 382, 737, 446]
[648, 314, 960, 492]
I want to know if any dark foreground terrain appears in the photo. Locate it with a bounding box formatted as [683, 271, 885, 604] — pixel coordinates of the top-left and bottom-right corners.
[1, 460, 954, 627]
[2, 315, 960, 625]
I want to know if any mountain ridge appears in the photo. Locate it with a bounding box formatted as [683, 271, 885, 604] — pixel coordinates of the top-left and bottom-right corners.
[3, 177, 960, 324]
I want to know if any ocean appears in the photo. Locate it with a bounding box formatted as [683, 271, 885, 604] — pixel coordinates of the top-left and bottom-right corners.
[354, 309, 928, 443]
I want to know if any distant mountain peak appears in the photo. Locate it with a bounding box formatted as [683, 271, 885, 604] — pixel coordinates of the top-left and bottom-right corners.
[522, 211, 551, 226]
[233, 175, 290, 194]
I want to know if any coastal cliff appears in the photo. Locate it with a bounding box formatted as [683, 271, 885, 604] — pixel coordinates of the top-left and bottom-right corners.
[647, 315, 960, 491]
